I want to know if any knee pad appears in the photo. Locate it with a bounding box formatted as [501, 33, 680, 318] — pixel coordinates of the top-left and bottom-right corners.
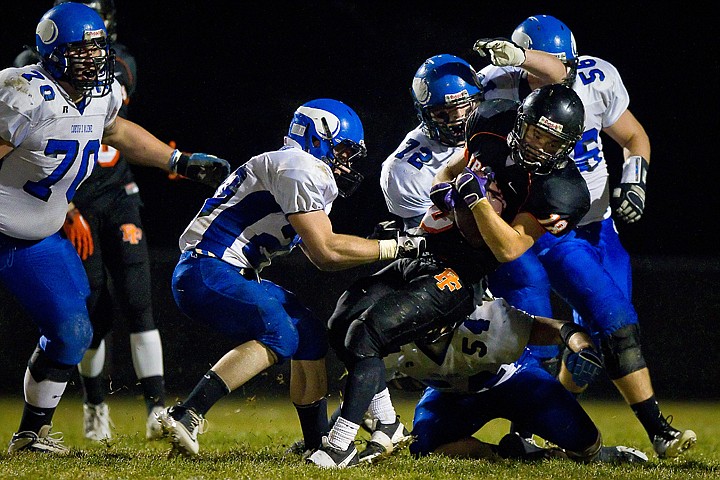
[345, 318, 382, 360]
[28, 346, 75, 383]
[600, 324, 647, 379]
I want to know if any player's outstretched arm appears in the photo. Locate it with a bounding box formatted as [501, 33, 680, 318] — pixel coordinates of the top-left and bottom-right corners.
[290, 210, 425, 271]
[102, 117, 231, 188]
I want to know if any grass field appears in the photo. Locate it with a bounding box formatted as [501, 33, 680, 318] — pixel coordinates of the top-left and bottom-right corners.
[0, 392, 717, 479]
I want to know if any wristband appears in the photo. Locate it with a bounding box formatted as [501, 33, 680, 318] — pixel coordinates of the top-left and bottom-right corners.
[378, 239, 399, 261]
[559, 322, 586, 348]
[168, 149, 182, 170]
[620, 156, 648, 184]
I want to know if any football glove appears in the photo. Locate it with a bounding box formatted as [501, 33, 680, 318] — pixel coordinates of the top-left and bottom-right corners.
[473, 38, 526, 67]
[397, 229, 427, 259]
[63, 207, 93, 260]
[168, 149, 231, 188]
[430, 182, 455, 213]
[564, 348, 604, 388]
[612, 155, 648, 224]
[368, 220, 401, 240]
[455, 167, 492, 209]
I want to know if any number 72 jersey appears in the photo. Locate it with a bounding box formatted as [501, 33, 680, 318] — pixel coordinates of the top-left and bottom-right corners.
[385, 297, 535, 394]
[0, 64, 121, 240]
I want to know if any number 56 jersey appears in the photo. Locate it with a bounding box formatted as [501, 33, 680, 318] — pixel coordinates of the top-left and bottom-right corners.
[0, 64, 122, 240]
[386, 297, 535, 394]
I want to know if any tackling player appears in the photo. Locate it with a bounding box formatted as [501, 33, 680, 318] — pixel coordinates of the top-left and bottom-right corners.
[477, 15, 696, 458]
[393, 294, 647, 464]
[155, 99, 425, 458]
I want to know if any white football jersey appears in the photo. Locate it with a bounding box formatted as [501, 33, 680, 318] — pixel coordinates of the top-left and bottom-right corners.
[0, 65, 122, 240]
[481, 55, 630, 225]
[380, 125, 463, 225]
[179, 146, 336, 271]
[385, 298, 533, 393]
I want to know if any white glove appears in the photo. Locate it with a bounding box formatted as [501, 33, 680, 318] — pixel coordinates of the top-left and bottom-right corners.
[473, 38, 526, 67]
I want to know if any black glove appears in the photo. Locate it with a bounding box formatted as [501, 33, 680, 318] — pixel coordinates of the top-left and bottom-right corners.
[564, 348, 604, 388]
[169, 150, 231, 188]
[612, 156, 648, 224]
[396, 230, 426, 259]
[368, 220, 402, 240]
[430, 182, 455, 213]
[455, 167, 492, 209]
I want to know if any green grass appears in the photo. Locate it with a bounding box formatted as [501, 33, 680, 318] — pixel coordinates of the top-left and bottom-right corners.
[0, 393, 717, 479]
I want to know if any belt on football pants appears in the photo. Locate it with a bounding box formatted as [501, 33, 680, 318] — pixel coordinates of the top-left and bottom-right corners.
[192, 248, 260, 283]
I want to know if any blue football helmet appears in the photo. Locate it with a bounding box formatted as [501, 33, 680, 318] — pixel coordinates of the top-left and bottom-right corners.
[411, 54, 484, 147]
[53, 0, 118, 43]
[35, 2, 115, 97]
[286, 98, 367, 197]
[509, 84, 585, 175]
[511, 15, 578, 84]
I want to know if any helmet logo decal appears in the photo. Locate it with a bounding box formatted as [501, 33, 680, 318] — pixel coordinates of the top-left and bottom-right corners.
[83, 29, 106, 41]
[290, 123, 306, 136]
[36, 19, 59, 45]
[444, 89, 470, 103]
[538, 115, 563, 134]
[296, 106, 340, 140]
[538, 214, 569, 234]
[412, 76, 431, 105]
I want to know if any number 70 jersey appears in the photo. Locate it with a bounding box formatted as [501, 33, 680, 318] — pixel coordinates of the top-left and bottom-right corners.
[0, 64, 121, 240]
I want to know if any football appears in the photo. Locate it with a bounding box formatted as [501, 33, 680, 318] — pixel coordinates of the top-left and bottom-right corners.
[453, 179, 506, 249]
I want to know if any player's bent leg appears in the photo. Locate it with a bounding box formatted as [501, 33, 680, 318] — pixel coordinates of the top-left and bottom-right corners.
[409, 387, 488, 458]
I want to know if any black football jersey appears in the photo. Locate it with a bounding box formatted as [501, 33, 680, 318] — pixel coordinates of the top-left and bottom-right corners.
[424, 99, 590, 281]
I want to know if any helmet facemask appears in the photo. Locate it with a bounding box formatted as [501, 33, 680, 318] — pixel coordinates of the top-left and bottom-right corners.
[509, 117, 575, 175]
[317, 117, 366, 198]
[63, 36, 114, 97]
[423, 93, 482, 147]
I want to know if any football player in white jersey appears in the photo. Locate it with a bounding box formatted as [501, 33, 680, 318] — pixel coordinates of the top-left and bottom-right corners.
[155, 98, 426, 458]
[0, 3, 230, 454]
[381, 50, 566, 231]
[395, 294, 647, 464]
[474, 15, 695, 458]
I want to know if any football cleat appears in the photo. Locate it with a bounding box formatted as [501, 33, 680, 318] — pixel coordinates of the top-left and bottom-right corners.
[498, 432, 565, 461]
[8, 424, 70, 455]
[157, 406, 207, 457]
[146, 405, 165, 441]
[306, 436, 359, 469]
[596, 445, 649, 463]
[653, 423, 697, 458]
[83, 402, 113, 441]
[283, 439, 313, 460]
[358, 416, 413, 464]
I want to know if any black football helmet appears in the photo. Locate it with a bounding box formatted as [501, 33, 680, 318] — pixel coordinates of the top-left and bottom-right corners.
[508, 84, 584, 175]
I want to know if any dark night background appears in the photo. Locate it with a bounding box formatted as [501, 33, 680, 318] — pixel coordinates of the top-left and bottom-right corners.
[1, 2, 718, 401]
